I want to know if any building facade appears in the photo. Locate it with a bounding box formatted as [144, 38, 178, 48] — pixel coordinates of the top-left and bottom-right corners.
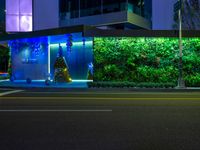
[152, 0, 176, 30]
[5, 0, 152, 32]
[5, 0, 59, 32]
[4, 0, 200, 32]
[59, 0, 152, 30]
[2, 0, 200, 88]
[1, 27, 200, 87]
[152, 0, 200, 30]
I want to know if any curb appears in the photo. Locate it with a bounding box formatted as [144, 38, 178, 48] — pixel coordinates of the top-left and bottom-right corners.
[1, 85, 200, 92]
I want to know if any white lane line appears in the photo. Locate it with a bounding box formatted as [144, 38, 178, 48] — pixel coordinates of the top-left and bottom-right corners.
[0, 109, 112, 112]
[0, 90, 24, 96]
[22, 92, 200, 95]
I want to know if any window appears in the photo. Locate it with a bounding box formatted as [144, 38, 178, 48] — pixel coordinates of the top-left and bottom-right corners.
[6, 0, 32, 32]
[59, 0, 79, 18]
[80, 0, 101, 17]
[103, 0, 126, 14]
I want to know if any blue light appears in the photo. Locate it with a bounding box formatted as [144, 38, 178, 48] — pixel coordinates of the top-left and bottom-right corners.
[9, 33, 93, 83]
[24, 49, 29, 58]
[9, 36, 49, 80]
[88, 62, 93, 75]
[83, 38, 86, 46]
[66, 34, 73, 54]
[58, 43, 63, 57]
[49, 35, 93, 81]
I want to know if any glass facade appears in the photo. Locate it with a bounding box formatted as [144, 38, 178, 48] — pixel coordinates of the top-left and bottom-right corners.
[6, 0, 32, 32]
[59, 0, 152, 20]
[128, 0, 151, 20]
[9, 33, 93, 81]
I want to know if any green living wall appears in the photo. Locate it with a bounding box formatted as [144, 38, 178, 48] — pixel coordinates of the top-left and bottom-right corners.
[94, 37, 200, 87]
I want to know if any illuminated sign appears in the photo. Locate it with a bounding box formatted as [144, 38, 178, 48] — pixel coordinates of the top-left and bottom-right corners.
[22, 58, 38, 64]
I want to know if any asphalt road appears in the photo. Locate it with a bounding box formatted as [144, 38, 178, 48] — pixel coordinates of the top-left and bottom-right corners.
[1, 88, 200, 150]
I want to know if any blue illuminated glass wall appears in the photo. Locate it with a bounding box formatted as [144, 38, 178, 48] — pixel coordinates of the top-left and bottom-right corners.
[9, 32, 93, 81]
[49, 33, 93, 80]
[9, 37, 48, 80]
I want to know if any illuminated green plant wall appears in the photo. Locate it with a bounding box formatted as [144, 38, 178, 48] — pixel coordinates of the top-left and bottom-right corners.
[94, 37, 200, 87]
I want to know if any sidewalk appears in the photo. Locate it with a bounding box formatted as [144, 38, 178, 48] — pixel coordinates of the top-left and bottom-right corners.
[0, 80, 88, 89]
[1, 80, 200, 92]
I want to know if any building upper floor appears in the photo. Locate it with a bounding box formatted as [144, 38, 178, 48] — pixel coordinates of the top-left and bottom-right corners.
[59, 0, 152, 21]
[5, 0, 152, 32]
[59, 0, 152, 30]
[3, 0, 200, 33]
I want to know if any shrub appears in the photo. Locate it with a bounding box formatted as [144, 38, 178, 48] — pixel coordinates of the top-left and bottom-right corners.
[88, 82, 175, 88]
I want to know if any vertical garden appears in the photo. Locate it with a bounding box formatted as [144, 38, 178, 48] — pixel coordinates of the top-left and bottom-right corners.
[93, 37, 200, 87]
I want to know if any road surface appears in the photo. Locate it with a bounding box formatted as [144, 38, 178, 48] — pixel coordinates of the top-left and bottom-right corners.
[0, 88, 200, 150]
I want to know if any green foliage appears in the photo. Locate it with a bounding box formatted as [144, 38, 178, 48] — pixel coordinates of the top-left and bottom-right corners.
[94, 37, 200, 87]
[185, 73, 200, 87]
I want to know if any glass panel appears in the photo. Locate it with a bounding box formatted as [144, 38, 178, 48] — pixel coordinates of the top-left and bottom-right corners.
[128, 0, 152, 20]
[70, 0, 79, 18]
[20, 15, 32, 31]
[59, 0, 129, 20]
[59, 0, 79, 19]
[128, 0, 142, 15]
[9, 37, 49, 80]
[6, 15, 19, 32]
[80, 0, 101, 17]
[144, 0, 152, 20]
[6, 0, 33, 32]
[103, 0, 126, 14]
[49, 33, 93, 80]
[6, 0, 19, 15]
[20, 0, 32, 15]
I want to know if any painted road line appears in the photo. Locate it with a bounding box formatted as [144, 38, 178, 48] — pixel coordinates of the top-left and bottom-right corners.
[2, 97, 200, 100]
[0, 90, 24, 96]
[19, 92, 200, 95]
[0, 109, 112, 112]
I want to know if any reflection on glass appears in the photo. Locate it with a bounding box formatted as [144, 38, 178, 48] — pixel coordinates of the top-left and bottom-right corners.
[59, 0, 151, 20]
[6, 0, 33, 32]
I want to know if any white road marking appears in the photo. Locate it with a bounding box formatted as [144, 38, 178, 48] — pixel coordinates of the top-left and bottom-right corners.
[0, 90, 24, 96]
[22, 91, 200, 95]
[21, 92, 200, 95]
[0, 109, 112, 112]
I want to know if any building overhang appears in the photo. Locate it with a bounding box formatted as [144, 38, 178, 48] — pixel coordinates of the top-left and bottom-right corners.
[127, 12, 151, 29]
[84, 28, 200, 38]
[0, 25, 94, 41]
[1, 25, 200, 42]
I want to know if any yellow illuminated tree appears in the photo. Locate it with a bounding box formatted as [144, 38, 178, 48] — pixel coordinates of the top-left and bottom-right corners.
[54, 45, 72, 83]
